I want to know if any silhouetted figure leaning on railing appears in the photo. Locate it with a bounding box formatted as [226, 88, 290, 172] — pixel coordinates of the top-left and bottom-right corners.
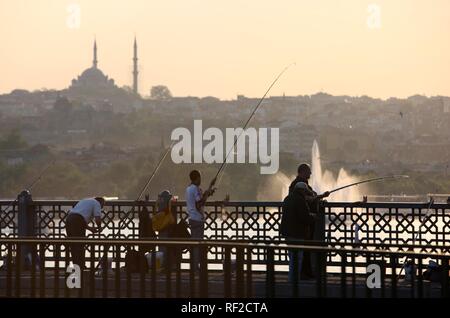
[65, 197, 105, 269]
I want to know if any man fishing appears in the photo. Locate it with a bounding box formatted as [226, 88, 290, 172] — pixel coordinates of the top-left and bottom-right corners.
[281, 182, 316, 282]
[289, 163, 330, 199]
[288, 163, 329, 279]
[66, 197, 105, 269]
[185, 170, 216, 272]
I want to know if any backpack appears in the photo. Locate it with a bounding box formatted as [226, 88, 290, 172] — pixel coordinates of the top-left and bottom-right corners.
[125, 249, 149, 274]
[163, 219, 192, 268]
[168, 219, 191, 240]
[422, 262, 446, 282]
[280, 194, 292, 238]
[139, 206, 157, 239]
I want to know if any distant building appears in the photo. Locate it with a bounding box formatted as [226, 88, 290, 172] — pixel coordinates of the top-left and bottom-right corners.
[132, 37, 139, 94]
[65, 38, 141, 112]
[443, 98, 450, 113]
[70, 39, 117, 90]
[6, 157, 24, 166]
[69, 38, 139, 95]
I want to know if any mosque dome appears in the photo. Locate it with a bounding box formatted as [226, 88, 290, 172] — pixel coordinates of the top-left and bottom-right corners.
[71, 66, 114, 89]
[68, 38, 135, 94]
[79, 67, 107, 82]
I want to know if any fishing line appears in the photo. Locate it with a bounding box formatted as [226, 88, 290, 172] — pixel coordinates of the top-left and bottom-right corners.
[96, 142, 174, 270]
[0, 159, 57, 214]
[214, 63, 296, 188]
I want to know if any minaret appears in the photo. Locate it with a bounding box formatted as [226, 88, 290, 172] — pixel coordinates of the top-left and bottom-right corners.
[132, 37, 139, 94]
[93, 39, 98, 69]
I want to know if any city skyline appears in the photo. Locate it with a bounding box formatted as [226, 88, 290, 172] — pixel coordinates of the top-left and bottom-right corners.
[1, 0, 450, 99]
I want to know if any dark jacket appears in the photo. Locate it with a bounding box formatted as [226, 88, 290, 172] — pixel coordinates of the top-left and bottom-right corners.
[289, 176, 320, 213]
[288, 176, 316, 195]
[280, 189, 316, 239]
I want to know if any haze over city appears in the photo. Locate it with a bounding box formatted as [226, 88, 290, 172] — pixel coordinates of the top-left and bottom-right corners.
[1, 0, 450, 99]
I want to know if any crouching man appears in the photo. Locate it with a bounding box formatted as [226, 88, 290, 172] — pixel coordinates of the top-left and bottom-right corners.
[66, 197, 105, 269]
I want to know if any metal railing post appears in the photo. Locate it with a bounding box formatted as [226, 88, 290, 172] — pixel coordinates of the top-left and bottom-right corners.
[223, 246, 231, 298]
[266, 248, 275, 297]
[199, 244, 208, 297]
[17, 190, 36, 269]
[236, 246, 244, 298]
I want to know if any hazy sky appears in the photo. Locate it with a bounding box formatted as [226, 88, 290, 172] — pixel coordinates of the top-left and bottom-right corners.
[1, 0, 449, 99]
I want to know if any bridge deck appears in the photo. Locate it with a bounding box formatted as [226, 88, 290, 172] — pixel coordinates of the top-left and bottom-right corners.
[0, 270, 443, 298]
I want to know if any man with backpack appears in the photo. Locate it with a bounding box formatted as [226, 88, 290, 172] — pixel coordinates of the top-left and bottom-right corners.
[287, 163, 330, 279]
[281, 182, 317, 282]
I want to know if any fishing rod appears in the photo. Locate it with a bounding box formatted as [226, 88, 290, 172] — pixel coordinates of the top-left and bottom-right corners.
[396, 197, 435, 280]
[95, 142, 174, 271]
[136, 142, 175, 202]
[119, 141, 175, 231]
[1, 159, 57, 214]
[214, 63, 296, 187]
[27, 159, 56, 190]
[328, 175, 410, 195]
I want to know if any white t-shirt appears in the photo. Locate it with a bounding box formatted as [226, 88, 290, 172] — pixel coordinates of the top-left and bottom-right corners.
[69, 198, 102, 224]
[185, 184, 204, 222]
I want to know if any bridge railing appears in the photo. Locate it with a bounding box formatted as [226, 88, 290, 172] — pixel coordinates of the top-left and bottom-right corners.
[0, 237, 449, 298]
[1, 199, 450, 264]
[323, 201, 450, 248]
